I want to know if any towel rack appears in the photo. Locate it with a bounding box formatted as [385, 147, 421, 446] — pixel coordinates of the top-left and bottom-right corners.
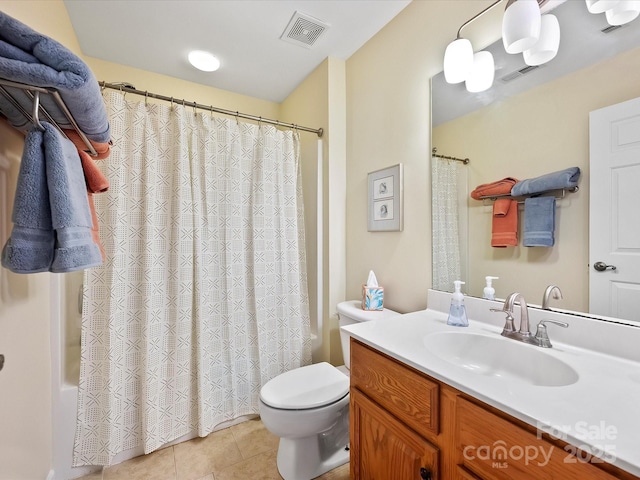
[0, 78, 98, 156]
[479, 186, 579, 206]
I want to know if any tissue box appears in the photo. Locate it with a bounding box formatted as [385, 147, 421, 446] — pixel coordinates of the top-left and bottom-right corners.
[362, 285, 384, 311]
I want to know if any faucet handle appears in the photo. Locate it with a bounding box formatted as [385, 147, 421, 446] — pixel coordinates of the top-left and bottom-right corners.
[490, 308, 516, 335]
[534, 320, 569, 348]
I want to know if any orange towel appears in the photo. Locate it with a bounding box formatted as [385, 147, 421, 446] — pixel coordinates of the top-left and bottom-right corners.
[64, 129, 112, 159]
[78, 150, 109, 260]
[79, 150, 109, 193]
[491, 198, 518, 248]
[470, 177, 519, 200]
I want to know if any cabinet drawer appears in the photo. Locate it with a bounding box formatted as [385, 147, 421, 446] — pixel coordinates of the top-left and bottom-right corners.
[457, 396, 620, 480]
[350, 339, 439, 438]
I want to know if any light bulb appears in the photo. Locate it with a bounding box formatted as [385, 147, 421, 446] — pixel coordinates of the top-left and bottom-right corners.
[465, 51, 495, 93]
[524, 14, 560, 66]
[502, 0, 542, 54]
[605, 0, 640, 24]
[585, 0, 621, 14]
[443, 38, 474, 84]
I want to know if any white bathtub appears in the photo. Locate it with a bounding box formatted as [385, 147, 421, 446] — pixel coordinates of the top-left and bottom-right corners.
[50, 272, 100, 480]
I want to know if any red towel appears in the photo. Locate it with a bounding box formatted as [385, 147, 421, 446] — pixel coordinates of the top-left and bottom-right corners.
[64, 129, 112, 159]
[470, 177, 519, 200]
[491, 199, 518, 248]
[79, 150, 109, 260]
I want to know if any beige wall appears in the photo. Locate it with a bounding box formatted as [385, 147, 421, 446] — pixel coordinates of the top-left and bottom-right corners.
[434, 46, 640, 312]
[345, 1, 490, 313]
[281, 58, 347, 366]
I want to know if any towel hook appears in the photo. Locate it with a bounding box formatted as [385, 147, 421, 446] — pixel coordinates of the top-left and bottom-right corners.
[31, 91, 45, 131]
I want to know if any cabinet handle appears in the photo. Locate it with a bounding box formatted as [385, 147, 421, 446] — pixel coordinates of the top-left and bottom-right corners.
[419, 467, 431, 480]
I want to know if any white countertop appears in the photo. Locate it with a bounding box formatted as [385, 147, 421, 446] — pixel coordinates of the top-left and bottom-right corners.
[341, 294, 640, 477]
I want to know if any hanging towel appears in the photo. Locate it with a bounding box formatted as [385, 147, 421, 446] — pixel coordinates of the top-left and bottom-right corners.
[491, 198, 518, 248]
[45, 124, 103, 272]
[511, 167, 580, 196]
[471, 177, 519, 200]
[79, 150, 109, 261]
[0, 11, 110, 142]
[1, 127, 54, 273]
[1, 123, 103, 273]
[523, 197, 556, 247]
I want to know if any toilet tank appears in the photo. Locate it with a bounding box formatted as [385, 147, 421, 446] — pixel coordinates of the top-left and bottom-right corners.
[336, 300, 400, 370]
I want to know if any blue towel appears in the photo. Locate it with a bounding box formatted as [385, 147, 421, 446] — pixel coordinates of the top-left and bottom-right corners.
[0, 11, 110, 143]
[523, 197, 556, 247]
[511, 167, 580, 196]
[2, 123, 103, 273]
[1, 127, 54, 272]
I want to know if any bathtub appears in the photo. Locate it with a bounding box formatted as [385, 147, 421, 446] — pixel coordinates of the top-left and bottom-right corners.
[49, 271, 100, 480]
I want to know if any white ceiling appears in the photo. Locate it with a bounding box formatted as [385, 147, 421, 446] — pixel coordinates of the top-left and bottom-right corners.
[63, 0, 412, 103]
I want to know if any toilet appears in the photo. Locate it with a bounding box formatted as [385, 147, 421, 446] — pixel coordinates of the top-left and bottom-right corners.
[259, 300, 400, 480]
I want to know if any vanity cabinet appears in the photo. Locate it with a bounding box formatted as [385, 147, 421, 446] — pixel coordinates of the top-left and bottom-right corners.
[349, 339, 638, 480]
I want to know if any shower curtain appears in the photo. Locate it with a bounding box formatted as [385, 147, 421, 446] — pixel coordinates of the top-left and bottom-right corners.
[73, 92, 312, 466]
[431, 156, 462, 292]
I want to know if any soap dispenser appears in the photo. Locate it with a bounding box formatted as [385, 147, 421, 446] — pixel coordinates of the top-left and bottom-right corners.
[447, 280, 469, 327]
[483, 276, 499, 301]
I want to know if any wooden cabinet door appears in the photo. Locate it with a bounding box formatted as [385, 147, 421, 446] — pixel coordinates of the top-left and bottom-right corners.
[350, 387, 439, 480]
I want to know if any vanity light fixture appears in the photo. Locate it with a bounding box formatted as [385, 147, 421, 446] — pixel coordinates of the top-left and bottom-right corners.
[585, 0, 640, 25]
[443, 0, 503, 85]
[465, 51, 495, 93]
[585, 0, 620, 13]
[188, 50, 220, 72]
[604, 0, 640, 25]
[523, 13, 560, 66]
[502, 0, 542, 54]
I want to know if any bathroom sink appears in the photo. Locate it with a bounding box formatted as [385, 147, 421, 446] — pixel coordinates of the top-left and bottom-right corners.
[423, 331, 579, 387]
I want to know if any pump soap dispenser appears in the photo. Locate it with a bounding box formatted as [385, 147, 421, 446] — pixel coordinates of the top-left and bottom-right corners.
[447, 280, 469, 327]
[483, 276, 499, 300]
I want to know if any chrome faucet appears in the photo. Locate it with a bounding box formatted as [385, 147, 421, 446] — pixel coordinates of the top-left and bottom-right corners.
[542, 285, 563, 310]
[503, 292, 531, 337]
[491, 292, 568, 347]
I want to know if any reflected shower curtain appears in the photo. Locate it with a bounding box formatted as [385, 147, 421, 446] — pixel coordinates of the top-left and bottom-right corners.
[432, 157, 462, 292]
[74, 92, 312, 466]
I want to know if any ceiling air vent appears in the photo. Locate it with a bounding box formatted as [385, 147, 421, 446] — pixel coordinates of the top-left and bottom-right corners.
[601, 24, 623, 34]
[500, 64, 542, 83]
[280, 11, 329, 49]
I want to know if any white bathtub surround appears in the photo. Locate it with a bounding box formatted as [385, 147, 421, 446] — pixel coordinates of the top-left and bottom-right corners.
[342, 289, 640, 477]
[74, 92, 312, 466]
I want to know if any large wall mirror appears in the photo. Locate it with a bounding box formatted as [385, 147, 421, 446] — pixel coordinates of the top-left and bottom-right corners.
[431, 0, 640, 320]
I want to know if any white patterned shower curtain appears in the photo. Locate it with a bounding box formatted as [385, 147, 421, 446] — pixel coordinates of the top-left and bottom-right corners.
[73, 92, 312, 466]
[431, 157, 462, 292]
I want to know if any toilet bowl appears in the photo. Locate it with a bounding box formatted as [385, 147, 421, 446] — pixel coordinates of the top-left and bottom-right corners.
[259, 300, 400, 480]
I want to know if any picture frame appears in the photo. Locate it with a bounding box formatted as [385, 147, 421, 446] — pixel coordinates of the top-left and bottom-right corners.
[368, 164, 403, 232]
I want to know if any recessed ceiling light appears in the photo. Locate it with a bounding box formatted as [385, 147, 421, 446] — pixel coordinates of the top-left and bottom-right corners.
[188, 50, 220, 72]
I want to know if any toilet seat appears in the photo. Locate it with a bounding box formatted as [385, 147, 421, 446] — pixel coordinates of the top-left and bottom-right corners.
[260, 362, 349, 410]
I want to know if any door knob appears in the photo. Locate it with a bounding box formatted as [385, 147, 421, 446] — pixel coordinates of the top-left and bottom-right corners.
[593, 261, 616, 272]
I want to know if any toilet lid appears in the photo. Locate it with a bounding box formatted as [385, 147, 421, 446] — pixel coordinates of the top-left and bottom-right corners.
[260, 362, 349, 410]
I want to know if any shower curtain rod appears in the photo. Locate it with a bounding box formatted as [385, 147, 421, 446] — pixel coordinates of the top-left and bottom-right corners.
[99, 81, 324, 137]
[432, 147, 469, 164]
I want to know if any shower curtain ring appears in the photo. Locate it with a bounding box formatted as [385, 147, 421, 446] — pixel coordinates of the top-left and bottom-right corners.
[170, 97, 174, 110]
[144, 91, 148, 106]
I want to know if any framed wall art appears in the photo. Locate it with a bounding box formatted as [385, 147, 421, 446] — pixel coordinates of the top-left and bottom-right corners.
[368, 163, 403, 232]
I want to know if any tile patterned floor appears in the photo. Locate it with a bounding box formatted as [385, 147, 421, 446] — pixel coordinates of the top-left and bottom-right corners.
[76, 417, 350, 480]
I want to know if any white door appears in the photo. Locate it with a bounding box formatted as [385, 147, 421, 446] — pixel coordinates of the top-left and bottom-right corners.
[589, 97, 640, 322]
